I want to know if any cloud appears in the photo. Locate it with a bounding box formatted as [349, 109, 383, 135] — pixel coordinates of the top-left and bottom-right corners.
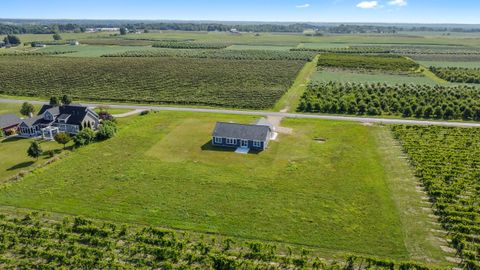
[296, 3, 310, 8]
[388, 0, 407, 6]
[356, 1, 379, 9]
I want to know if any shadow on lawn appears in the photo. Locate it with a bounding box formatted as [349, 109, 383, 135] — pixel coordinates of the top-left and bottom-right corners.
[200, 140, 261, 155]
[7, 161, 34, 171]
[1, 136, 26, 144]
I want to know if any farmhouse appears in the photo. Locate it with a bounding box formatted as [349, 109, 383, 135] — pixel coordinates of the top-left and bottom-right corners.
[0, 114, 21, 136]
[211, 118, 275, 151]
[19, 104, 99, 140]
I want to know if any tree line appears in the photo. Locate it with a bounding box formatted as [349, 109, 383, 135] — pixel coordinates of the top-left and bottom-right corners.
[2, 21, 479, 34]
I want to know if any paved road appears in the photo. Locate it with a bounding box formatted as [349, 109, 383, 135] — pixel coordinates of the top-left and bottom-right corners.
[2, 98, 480, 127]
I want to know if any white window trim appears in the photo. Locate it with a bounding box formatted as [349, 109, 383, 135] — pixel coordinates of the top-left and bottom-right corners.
[214, 137, 222, 144]
[253, 140, 262, 147]
[226, 138, 237, 145]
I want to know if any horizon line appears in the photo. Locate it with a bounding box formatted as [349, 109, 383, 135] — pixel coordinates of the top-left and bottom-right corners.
[1, 18, 479, 26]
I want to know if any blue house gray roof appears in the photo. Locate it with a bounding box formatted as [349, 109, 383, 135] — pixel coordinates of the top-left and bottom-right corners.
[212, 122, 271, 141]
[0, 114, 21, 129]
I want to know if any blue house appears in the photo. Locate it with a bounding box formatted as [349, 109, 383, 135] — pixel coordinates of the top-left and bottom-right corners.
[211, 118, 274, 151]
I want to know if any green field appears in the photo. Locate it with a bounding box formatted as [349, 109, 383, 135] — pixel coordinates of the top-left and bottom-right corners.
[0, 56, 305, 109]
[392, 125, 480, 268]
[317, 54, 420, 73]
[312, 69, 437, 85]
[418, 60, 480, 68]
[0, 102, 43, 116]
[0, 112, 438, 260]
[226, 44, 294, 51]
[37, 45, 157, 57]
[0, 137, 63, 183]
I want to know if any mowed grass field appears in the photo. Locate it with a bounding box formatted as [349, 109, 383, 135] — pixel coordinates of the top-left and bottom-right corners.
[0, 137, 61, 183]
[0, 112, 413, 259]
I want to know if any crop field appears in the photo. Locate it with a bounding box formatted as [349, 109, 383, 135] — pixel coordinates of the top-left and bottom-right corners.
[429, 66, 480, 83]
[102, 48, 317, 61]
[317, 53, 420, 73]
[391, 126, 480, 269]
[311, 69, 437, 85]
[0, 112, 433, 260]
[152, 41, 228, 49]
[36, 45, 158, 57]
[418, 60, 480, 68]
[226, 44, 294, 51]
[298, 81, 480, 120]
[0, 56, 305, 109]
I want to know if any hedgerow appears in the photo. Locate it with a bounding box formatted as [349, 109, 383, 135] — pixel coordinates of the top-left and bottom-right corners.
[391, 125, 480, 269]
[429, 67, 480, 84]
[298, 81, 480, 120]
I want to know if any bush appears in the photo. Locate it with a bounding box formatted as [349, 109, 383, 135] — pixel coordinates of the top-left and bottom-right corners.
[98, 111, 115, 122]
[45, 150, 56, 158]
[74, 128, 95, 147]
[96, 121, 117, 140]
[54, 132, 72, 149]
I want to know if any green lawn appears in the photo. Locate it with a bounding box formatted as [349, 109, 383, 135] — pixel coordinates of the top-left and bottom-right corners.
[312, 69, 438, 85]
[0, 111, 423, 260]
[0, 103, 42, 116]
[0, 137, 63, 183]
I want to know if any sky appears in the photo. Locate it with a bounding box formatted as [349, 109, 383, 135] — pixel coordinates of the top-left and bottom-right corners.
[1, 0, 479, 24]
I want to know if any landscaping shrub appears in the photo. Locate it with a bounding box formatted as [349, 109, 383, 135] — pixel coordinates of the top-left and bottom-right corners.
[96, 120, 117, 140]
[73, 128, 95, 147]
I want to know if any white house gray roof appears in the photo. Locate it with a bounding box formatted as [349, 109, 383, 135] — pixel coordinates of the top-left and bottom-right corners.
[212, 122, 271, 141]
[20, 115, 51, 127]
[0, 114, 21, 129]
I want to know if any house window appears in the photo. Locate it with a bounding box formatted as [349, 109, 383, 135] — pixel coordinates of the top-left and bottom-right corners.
[214, 137, 222, 144]
[253, 141, 262, 147]
[226, 138, 237, 145]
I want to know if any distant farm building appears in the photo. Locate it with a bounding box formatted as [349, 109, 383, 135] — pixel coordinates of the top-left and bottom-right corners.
[211, 118, 275, 152]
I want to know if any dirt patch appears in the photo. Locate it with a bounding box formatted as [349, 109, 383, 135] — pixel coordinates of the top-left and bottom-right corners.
[267, 116, 293, 135]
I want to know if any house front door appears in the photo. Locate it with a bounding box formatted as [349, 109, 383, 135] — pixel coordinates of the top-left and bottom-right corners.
[241, 140, 248, 148]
